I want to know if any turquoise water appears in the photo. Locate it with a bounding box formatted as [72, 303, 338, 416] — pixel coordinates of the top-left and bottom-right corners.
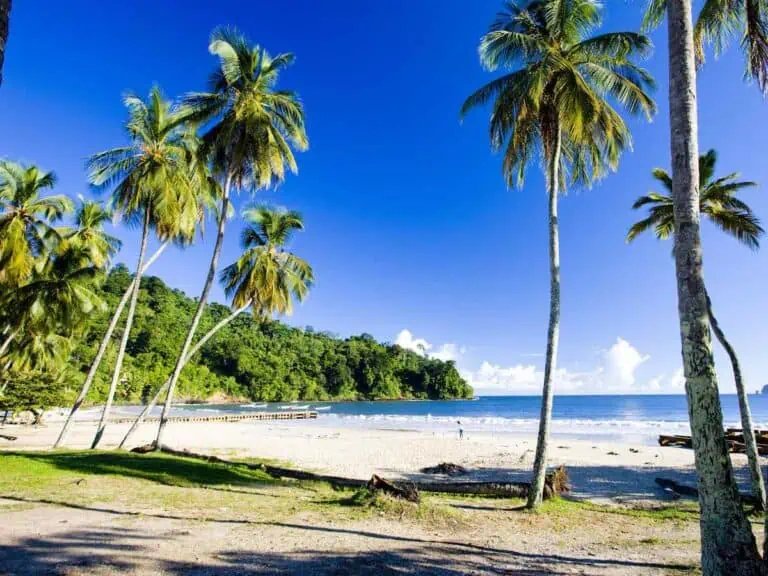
[98, 394, 768, 445]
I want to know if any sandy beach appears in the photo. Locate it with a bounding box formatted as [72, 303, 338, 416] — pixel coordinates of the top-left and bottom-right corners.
[4, 417, 755, 505]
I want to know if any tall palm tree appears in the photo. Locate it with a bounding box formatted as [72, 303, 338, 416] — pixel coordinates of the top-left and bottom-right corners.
[0, 161, 73, 287]
[628, 149, 765, 510]
[461, 0, 655, 508]
[154, 27, 308, 447]
[83, 87, 198, 449]
[641, 2, 765, 573]
[0, 0, 10, 87]
[119, 206, 312, 449]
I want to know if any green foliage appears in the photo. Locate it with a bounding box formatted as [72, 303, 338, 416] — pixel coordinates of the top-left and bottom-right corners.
[627, 149, 763, 249]
[0, 370, 69, 416]
[69, 267, 472, 404]
[461, 0, 656, 189]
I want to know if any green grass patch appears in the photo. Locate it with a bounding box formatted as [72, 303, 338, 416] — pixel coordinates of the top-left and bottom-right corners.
[536, 497, 700, 522]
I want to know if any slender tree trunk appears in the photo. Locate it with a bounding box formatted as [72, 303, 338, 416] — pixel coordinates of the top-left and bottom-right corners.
[0, 326, 19, 360]
[0, 0, 11, 87]
[91, 210, 152, 449]
[156, 173, 233, 447]
[667, 2, 764, 573]
[53, 241, 168, 449]
[118, 300, 250, 449]
[706, 291, 766, 511]
[527, 121, 561, 510]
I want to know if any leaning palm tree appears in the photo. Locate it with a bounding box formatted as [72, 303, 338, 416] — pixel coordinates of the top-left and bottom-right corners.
[461, 0, 655, 508]
[61, 197, 122, 268]
[154, 27, 308, 447]
[642, 3, 766, 572]
[78, 87, 197, 450]
[628, 149, 765, 510]
[0, 161, 73, 287]
[118, 205, 312, 449]
[0, 0, 10, 87]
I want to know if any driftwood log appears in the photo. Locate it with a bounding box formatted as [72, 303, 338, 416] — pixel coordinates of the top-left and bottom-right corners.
[659, 431, 768, 456]
[0, 434, 17, 441]
[134, 444, 566, 500]
[655, 477, 759, 507]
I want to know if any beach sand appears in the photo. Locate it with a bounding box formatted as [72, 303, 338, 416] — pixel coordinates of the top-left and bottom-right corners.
[2, 417, 746, 506]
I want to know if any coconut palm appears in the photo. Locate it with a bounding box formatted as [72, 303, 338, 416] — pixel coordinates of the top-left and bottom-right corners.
[641, 3, 765, 572]
[119, 206, 312, 449]
[461, 0, 655, 508]
[61, 197, 122, 268]
[628, 149, 765, 510]
[82, 87, 199, 449]
[154, 27, 308, 447]
[0, 161, 73, 287]
[0, 0, 10, 87]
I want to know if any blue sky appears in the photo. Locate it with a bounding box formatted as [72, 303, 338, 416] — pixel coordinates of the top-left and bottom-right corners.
[1, 1, 766, 394]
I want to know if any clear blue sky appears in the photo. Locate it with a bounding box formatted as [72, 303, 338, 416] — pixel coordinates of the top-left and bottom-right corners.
[1, 1, 766, 394]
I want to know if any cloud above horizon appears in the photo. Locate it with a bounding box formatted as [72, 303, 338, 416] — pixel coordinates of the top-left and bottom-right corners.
[395, 330, 684, 395]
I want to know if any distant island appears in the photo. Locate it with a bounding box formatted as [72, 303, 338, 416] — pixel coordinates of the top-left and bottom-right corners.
[55, 266, 472, 406]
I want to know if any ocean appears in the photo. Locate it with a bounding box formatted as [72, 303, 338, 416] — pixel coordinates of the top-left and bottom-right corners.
[90, 394, 768, 446]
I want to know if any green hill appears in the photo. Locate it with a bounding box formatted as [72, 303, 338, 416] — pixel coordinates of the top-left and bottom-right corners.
[69, 265, 472, 405]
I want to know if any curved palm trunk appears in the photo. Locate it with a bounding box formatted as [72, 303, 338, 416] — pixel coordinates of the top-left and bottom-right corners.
[118, 300, 251, 449]
[53, 241, 168, 449]
[527, 123, 561, 510]
[666, 2, 763, 573]
[90, 209, 152, 449]
[0, 326, 19, 360]
[156, 173, 233, 447]
[0, 0, 10, 87]
[706, 292, 766, 512]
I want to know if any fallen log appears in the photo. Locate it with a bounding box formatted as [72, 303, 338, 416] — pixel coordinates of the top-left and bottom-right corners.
[658, 435, 693, 448]
[655, 478, 759, 507]
[368, 474, 420, 502]
[0, 434, 17, 441]
[135, 444, 559, 499]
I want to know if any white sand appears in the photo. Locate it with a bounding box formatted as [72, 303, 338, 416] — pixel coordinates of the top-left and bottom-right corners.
[3, 418, 754, 504]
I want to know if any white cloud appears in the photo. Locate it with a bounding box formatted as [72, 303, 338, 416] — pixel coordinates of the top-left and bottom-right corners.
[395, 330, 464, 363]
[395, 329, 432, 356]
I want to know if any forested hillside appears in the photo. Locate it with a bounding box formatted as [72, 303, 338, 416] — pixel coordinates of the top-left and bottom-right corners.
[70, 266, 473, 404]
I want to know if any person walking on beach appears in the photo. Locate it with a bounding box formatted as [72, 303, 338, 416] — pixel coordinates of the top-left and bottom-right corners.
[457, 420, 463, 440]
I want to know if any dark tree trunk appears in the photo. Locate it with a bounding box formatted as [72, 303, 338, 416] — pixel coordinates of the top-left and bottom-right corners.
[0, 0, 10, 86]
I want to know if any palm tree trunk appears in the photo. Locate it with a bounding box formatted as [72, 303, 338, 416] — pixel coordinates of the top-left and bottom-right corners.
[155, 173, 233, 447]
[0, 326, 19, 360]
[666, 2, 763, 573]
[90, 209, 152, 449]
[53, 241, 169, 449]
[706, 291, 767, 511]
[527, 121, 561, 510]
[0, 0, 11, 87]
[118, 300, 251, 449]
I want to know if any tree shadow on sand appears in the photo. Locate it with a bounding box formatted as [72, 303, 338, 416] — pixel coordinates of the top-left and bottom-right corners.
[0, 522, 696, 575]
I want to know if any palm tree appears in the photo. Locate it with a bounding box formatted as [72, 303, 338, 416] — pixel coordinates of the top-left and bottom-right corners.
[0, 161, 73, 287]
[61, 197, 122, 269]
[0, 0, 10, 87]
[118, 206, 312, 449]
[628, 149, 765, 510]
[642, 3, 766, 573]
[461, 0, 655, 508]
[83, 87, 199, 449]
[640, 2, 765, 573]
[154, 27, 308, 447]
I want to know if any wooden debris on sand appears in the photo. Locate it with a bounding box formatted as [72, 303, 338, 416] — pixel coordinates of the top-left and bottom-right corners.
[659, 429, 768, 456]
[368, 474, 420, 502]
[420, 462, 468, 476]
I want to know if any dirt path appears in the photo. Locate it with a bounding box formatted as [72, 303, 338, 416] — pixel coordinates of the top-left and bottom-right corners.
[0, 495, 700, 575]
